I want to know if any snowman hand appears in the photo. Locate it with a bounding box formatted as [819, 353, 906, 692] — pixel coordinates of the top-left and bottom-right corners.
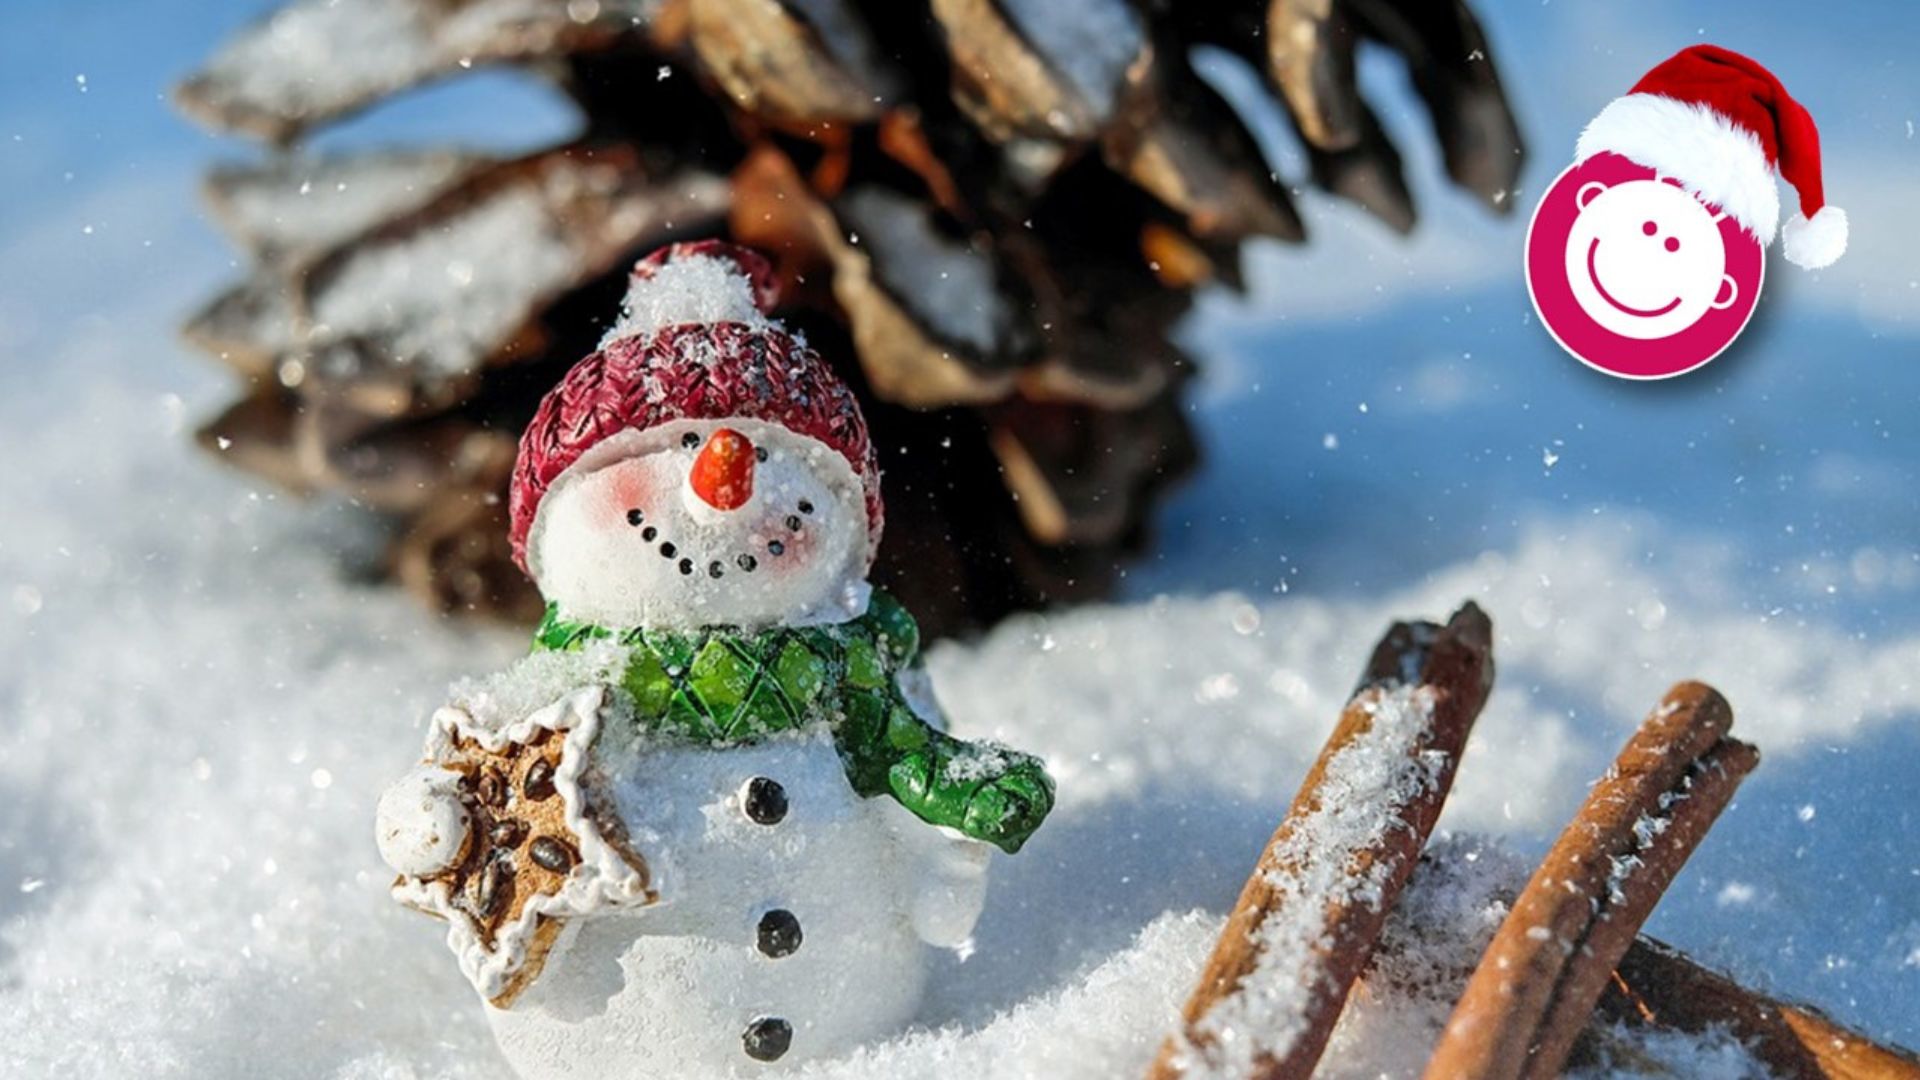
[909, 837, 991, 949]
[959, 766, 1054, 855]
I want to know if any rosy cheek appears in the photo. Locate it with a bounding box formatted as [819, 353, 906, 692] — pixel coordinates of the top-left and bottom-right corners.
[760, 519, 825, 574]
[589, 465, 661, 530]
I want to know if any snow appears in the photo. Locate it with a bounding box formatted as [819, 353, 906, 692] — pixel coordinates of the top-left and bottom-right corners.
[600, 252, 773, 346]
[942, 743, 1014, 783]
[839, 187, 1007, 354]
[187, 0, 657, 128]
[209, 151, 485, 263]
[311, 185, 576, 377]
[1568, 1025, 1775, 1080]
[2, 373, 1898, 1076]
[450, 642, 630, 734]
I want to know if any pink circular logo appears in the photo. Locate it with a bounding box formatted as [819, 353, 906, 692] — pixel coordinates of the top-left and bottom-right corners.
[1525, 152, 1764, 380]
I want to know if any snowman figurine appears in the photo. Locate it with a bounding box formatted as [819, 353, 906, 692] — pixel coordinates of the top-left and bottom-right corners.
[374, 242, 1054, 1077]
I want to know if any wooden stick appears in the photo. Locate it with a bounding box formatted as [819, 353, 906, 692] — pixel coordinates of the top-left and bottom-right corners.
[1149, 602, 1495, 1080]
[1597, 937, 1920, 1080]
[1423, 682, 1757, 1080]
[1529, 736, 1758, 1073]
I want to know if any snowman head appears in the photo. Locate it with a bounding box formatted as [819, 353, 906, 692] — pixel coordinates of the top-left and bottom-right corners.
[1563, 177, 1739, 340]
[510, 243, 884, 631]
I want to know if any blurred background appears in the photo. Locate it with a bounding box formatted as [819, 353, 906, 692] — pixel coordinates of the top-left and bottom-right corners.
[2, 1, 1918, 1074]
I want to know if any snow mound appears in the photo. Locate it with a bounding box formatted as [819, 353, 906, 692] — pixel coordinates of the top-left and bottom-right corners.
[0, 385, 1909, 1076]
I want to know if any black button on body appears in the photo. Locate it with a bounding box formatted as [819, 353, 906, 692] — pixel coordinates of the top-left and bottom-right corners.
[742, 1017, 793, 1062]
[742, 777, 788, 825]
[756, 908, 802, 958]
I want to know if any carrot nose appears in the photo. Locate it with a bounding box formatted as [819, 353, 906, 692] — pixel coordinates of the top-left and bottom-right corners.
[689, 428, 755, 511]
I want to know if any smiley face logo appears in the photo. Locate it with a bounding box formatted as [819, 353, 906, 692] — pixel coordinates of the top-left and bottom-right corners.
[1526, 152, 1765, 380]
[1565, 178, 1740, 339]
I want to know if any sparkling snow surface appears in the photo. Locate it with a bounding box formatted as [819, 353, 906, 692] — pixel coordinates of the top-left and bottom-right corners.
[5, 371, 1914, 1076]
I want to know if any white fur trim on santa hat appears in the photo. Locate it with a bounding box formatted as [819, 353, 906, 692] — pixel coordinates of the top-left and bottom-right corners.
[1782, 205, 1847, 269]
[599, 252, 773, 347]
[1575, 93, 1781, 246]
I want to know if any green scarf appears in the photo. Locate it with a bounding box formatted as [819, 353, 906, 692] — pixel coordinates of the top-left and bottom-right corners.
[533, 591, 1052, 853]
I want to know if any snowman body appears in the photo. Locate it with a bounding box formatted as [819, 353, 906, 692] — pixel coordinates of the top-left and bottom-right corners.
[488, 731, 948, 1077]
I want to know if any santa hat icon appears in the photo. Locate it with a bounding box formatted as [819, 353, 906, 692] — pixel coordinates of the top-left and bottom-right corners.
[1574, 44, 1846, 269]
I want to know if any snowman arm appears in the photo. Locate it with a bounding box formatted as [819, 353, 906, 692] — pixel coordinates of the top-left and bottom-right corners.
[888, 730, 1054, 853]
[844, 691, 1055, 854]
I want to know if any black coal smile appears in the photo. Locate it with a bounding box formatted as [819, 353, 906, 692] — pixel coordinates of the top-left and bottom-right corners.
[626, 504, 810, 578]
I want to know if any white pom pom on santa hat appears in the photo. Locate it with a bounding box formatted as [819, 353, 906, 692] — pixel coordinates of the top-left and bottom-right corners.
[1573, 44, 1846, 270]
[1782, 205, 1848, 270]
[600, 240, 780, 346]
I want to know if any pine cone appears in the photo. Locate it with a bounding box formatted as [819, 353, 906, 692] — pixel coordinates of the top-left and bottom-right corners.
[177, 0, 1522, 637]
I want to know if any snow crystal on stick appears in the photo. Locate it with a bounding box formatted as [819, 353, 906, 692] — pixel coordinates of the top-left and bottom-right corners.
[840, 187, 1007, 353]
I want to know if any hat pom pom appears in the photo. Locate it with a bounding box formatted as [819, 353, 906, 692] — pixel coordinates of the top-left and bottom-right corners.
[603, 240, 780, 344]
[1783, 206, 1847, 269]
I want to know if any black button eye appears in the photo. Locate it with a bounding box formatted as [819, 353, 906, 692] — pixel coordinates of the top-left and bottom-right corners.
[797, 500, 813, 515]
[756, 909, 802, 958]
[682, 432, 701, 449]
[626, 508, 644, 526]
[754, 446, 768, 463]
[742, 777, 787, 825]
[742, 1017, 792, 1062]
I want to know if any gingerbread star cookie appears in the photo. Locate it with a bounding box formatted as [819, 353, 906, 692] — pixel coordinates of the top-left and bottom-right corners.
[379, 686, 654, 1006]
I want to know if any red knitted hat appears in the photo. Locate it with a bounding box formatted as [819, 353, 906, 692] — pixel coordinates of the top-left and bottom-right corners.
[1574, 44, 1846, 269]
[508, 241, 882, 576]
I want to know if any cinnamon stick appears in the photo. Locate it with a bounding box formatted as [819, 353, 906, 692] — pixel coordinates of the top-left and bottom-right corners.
[1531, 736, 1758, 1071]
[1598, 937, 1920, 1080]
[1149, 602, 1495, 1080]
[1423, 682, 1758, 1080]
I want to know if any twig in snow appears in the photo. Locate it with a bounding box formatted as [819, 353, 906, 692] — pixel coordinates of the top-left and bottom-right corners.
[1597, 937, 1920, 1080]
[1149, 602, 1495, 1080]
